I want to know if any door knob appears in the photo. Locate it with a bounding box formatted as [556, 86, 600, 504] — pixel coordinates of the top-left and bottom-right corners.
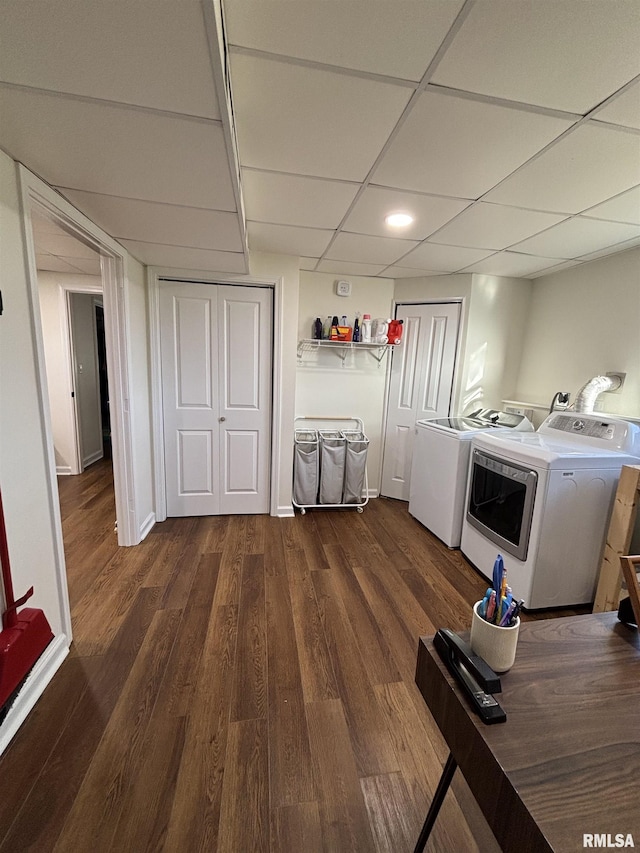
[219, 416, 226, 422]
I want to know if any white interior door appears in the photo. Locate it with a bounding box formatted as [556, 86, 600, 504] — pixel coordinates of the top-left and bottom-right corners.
[380, 302, 460, 500]
[159, 282, 272, 516]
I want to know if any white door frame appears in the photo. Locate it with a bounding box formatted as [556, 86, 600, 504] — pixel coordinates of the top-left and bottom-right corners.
[18, 166, 138, 563]
[148, 268, 283, 521]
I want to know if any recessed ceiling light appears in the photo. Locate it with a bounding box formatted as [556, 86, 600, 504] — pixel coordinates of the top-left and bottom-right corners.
[385, 212, 414, 227]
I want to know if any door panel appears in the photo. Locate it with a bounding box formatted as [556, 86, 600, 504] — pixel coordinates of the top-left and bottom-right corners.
[160, 282, 272, 517]
[381, 302, 460, 500]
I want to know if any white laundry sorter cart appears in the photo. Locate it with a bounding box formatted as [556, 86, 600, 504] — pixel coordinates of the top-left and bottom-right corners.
[292, 417, 369, 513]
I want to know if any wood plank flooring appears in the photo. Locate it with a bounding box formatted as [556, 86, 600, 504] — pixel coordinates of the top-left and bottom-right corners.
[0, 459, 589, 852]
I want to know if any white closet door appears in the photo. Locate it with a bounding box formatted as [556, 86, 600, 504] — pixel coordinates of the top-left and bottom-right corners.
[381, 302, 460, 501]
[159, 282, 272, 516]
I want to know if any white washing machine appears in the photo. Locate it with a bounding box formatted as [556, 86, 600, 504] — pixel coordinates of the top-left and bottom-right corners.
[460, 412, 640, 609]
[408, 409, 533, 548]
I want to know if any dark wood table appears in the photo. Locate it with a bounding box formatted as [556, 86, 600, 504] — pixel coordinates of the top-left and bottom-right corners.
[414, 613, 640, 852]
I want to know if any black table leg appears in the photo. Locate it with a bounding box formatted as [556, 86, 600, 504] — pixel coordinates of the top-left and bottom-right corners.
[413, 751, 458, 853]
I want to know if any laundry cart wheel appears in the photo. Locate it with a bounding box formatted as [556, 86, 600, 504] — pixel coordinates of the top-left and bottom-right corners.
[357, 506, 364, 513]
[300, 507, 306, 515]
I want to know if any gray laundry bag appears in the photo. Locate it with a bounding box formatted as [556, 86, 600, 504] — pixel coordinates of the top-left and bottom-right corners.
[293, 430, 319, 505]
[341, 430, 369, 504]
[318, 431, 346, 504]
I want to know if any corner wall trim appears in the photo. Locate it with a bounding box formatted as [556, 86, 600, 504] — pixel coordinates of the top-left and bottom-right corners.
[139, 511, 156, 541]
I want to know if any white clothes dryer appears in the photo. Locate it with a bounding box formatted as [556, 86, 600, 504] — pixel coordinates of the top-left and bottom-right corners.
[408, 409, 533, 548]
[460, 412, 640, 609]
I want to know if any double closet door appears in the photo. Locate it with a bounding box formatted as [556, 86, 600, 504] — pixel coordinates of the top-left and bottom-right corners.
[159, 282, 272, 516]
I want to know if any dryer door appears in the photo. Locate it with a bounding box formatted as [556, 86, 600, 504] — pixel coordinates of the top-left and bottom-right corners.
[467, 449, 537, 561]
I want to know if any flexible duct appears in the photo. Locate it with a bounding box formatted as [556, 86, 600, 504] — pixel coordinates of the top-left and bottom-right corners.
[573, 375, 619, 413]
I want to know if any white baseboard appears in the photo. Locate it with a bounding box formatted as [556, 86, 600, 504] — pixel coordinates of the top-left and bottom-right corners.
[139, 511, 156, 541]
[275, 504, 295, 517]
[83, 449, 104, 468]
[56, 466, 72, 476]
[0, 633, 70, 757]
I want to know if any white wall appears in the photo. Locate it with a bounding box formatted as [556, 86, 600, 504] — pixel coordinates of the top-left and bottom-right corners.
[295, 271, 395, 491]
[515, 248, 640, 418]
[0, 151, 66, 635]
[249, 252, 300, 515]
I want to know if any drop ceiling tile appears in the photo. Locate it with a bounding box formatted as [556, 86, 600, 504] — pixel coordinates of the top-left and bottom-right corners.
[0, 2, 220, 118]
[343, 187, 471, 240]
[230, 54, 411, 181]
[299, 258, 319, 271]
[242, 171, 358, 229]
[247, 222, 333, 257]
[61, 256, 102, 276]
[35, 254, 81, 274]
[594, 80, 640, 130]
[430, 202, 568, 250]
[529, 260, 583, 279]
[372, 90, 573, 198]
[225, 0, 464, 82]
[462, 251, 569, 277]
[485, 123, 640, 213]
[315, 259, 388, 277]
[511, 216, 640, 259]
[401, 242, 493, 272]
[385, 266, 444, 279]
[119, 240, 247, 273]
[35, 232, 98, 259]
[61, 189, 244, 253]
[0, 86, 236, 210]
[582, 185, 640, 224]
[326, 232, 418, 266]
[577, 234, 640, 262]
[431, 0, 640, 113]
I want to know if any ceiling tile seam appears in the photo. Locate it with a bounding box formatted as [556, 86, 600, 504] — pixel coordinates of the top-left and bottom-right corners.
[313, 4, 477, 267]
[54, 185, 240, 215]
[580, 72, 640, 120]
[0, 80, 224, 128]
[241, 164, 361, 189]
[247, 218, 334, 233]
[227, 44, 419, 90]
[422, 82, 583, 122]
[587, 119, 640, 137]
[118, 236, 246, 254]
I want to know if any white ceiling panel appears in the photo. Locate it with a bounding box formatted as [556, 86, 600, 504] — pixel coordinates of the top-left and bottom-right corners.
[315, 259, 388, 277]
[485, 123, 640, 214]
[0, 86, 236, 210]
[61, 189, 244, 252]
[326, 232, 418, 266]
[247, 222, 333, 257]
[241, 171, 359, 228]
[577, 235, 640, 262]
[431, 0, 640, 113]
[528, 261, 583, 278]
[224, 0, 465, 82]
[60, 256, 102, 276]
[372, 90, 573, 198]
[0, 1, 220, 119]
[119, 240, 247, 273]
[593, 80, 640, 130]
[384, 266, 443, 279]
[35, 254, 85, 274]
[343, 187, 471, 240]
[230, 54, 411, 181]
[462, 251, 572, 278]
[511, 217, 640, 259]
[583, 186, 640, 225]
[430, 202, 568, 250]
[35, 232, 99, 260]
[400, 242, 492, 272]
[299, 258, 319, 271]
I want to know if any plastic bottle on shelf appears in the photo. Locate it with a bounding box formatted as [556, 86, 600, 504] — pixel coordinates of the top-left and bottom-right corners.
[352, 312, 360, 342]
[387, 319, 404, 344]
[361, 314, 372, 343]
[330, 315, 339, 339]
[323, 316, 332, 339]
[313, 317, 323, 340]
[341, 315, 347, 327]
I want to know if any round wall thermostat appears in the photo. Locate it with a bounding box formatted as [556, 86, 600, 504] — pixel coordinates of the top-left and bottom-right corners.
[336, 280, 352, 296]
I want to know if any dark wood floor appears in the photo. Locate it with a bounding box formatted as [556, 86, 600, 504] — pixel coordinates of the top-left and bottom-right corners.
[0, 459, 588, 852]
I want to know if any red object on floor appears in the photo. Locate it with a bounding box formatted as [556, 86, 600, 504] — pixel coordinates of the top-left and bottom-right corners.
[0, 488, 53, 712]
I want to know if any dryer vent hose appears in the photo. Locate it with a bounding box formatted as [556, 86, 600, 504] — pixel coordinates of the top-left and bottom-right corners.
[573, 375, 620, 413]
